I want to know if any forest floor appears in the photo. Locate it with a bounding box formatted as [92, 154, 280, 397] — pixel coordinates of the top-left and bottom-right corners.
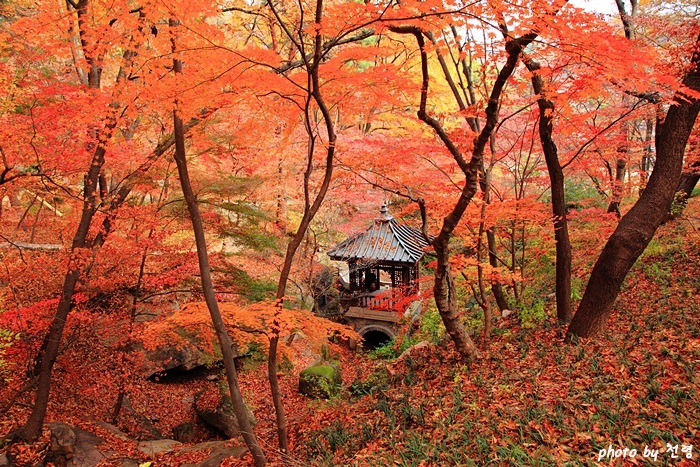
[2, 200, 700, 466]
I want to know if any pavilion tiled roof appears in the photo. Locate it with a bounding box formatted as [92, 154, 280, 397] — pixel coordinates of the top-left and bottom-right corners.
[327, 204, 430, 265]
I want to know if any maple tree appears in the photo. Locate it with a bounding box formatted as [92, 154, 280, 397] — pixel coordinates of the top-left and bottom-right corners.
[1, 0, 700, 463]
[567, 32, 700, 338]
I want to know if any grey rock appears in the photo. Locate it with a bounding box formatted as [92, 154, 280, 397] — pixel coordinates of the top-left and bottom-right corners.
[49, 422, 77, 459]
[386, 341, 431, 377]
[137, 439, 182, 456]
[71, 427, 107, 466]
[48, 423, 108, 467]
[179, 441, 247, 467]
[172, 421, 196, 443]
[114, 458, 141, 467]
[194, 389, 256, 439]
[198, 444, 247, 466]
[91, 420, 130, 441]
[142, 343, 214, 379]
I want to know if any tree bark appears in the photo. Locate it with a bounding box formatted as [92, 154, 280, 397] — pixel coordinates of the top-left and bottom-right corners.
[567, 35, 700, 338]
[524, 59, 572, 323]
[17, 2, 118, 435]
[170, 24, 266, 466]
[607, 157, 626, 217]
[675, 161, 700, 202]
[18, 122, 113, 442]
[487, 229, 509, 312]
[426, 29, 508, 312]
[390, 14, 554, 357]
[266, 0, 338, 454]
[639, 117, 654, 194]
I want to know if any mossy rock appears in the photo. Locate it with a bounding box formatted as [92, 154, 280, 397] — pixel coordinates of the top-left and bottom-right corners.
[299, 363, 342, 399]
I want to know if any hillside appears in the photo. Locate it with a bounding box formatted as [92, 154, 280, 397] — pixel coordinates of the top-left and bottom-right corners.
[2, 199, 698, 466]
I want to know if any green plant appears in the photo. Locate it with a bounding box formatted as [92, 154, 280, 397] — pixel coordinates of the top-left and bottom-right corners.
[221, 267, 276, 302]
[0, 328, 20, 382]
[367, 335, 420, 360]
[299, 364, 342, 398]
[418, 304, 446, 343]
[519, 300, 547, 329]
[349, 371, 388, 397]
[368, 339, 399, 359]
[669, 191, 689, 218]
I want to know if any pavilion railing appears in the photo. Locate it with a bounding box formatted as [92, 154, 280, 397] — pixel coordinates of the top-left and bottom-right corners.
[342, 286, 418, 311]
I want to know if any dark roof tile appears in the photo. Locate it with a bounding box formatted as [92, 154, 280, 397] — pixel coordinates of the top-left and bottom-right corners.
[327, 218, 429, 264]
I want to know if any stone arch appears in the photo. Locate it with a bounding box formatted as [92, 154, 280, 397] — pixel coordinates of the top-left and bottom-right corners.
[358, 324, 395, 350]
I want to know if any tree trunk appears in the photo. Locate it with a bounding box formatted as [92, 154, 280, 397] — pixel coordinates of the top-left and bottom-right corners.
[390, 9, 556, 357]
[675, 161, 700, 202]
[266, 0, 338, 454]
[18, 12, 115, 433]
[18, 130, 112, 442]
[170, 29, 266, 466]
[567, 37, 700, 338]
[487, 229, 509, 312]
[434, 236, 481, 357]
[525, 61, 573, 323]
[607, 157, 626, 217]
[639, 117, 654, 194]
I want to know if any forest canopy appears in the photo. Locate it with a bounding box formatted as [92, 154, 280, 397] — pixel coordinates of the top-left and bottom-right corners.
[0, 0, 699, 464]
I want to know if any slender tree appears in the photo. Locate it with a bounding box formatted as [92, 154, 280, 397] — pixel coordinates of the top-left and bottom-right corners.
[523, 58, 573, 323]
[169, 20, 267, 465]
[389, 0, 567, 357]
[16, 0, 141, 439]
[265, 0, 339, 453]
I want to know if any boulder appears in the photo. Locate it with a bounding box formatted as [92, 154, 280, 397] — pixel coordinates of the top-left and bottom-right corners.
[137, 439, 182, 456]
[142, 342, 215, 379]
[172, 421, 196, 443]
[179, 441, 247, 467]
[114, 458, 141, 467]
[198, 444, 247, 467]
[0, 453, 11, 467]
[299, 362, 342, 399]
[49, 422, 77, 460]
[91, 420, 130, 440]
[194, 387, 256, 438]
[47, 423, 108, 466]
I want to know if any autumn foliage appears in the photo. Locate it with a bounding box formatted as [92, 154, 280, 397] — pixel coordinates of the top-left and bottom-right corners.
[1, 0, 699, 464]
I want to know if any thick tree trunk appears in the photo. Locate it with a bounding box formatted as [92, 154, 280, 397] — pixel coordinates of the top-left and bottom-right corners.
[568, 38, 700, 338]
[434, 237, 481, 357]
[170, 31, 266, 465]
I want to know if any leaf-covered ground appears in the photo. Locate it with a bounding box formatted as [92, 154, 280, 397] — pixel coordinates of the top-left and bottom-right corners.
[286, 211, 700, 466]
[2, 204, 699, 466]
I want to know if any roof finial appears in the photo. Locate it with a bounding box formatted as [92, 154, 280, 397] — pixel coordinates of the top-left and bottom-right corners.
[378, 202, 393, 221]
